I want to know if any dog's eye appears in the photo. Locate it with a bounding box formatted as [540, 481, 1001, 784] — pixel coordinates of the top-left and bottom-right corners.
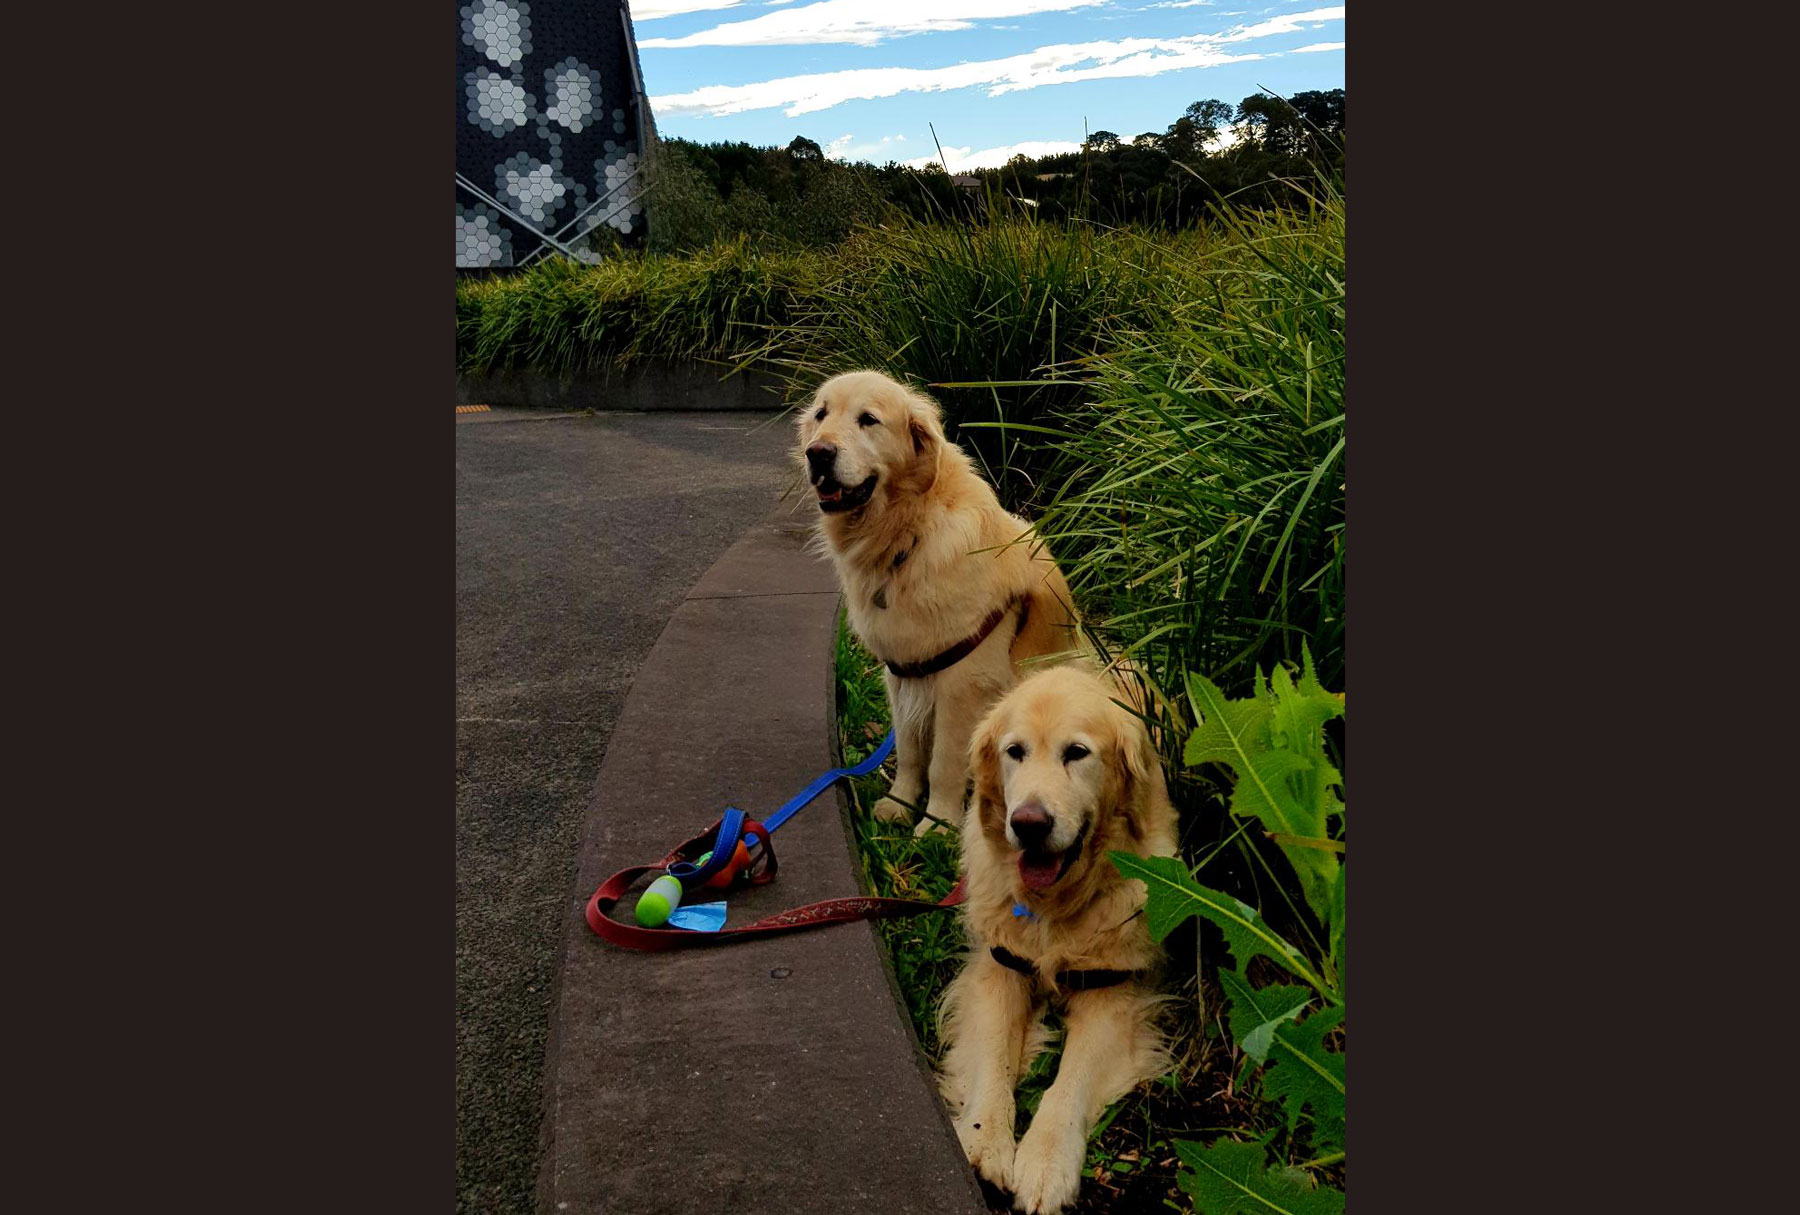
[814, 407, 826, 421]
[1004, 743, 1025, 761]
[857, 413, 879, 427]
[1062, 744, 1090, 764]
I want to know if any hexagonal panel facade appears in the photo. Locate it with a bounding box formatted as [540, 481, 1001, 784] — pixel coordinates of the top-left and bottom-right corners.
[457, 1, 654, 267]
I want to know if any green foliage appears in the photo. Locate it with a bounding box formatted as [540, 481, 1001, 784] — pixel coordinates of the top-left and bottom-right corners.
[1217, 968, 1310, 1066]
[1024, 179, 1346, 731]
[775, 218, 1172, 502]
[1173, 1138, 1344, 1215]
[1183, 650, 1345, 921]
[1258, 1003, 1345, 1154]
[455, 238, 823, 377]
[1113, 652, 1346, 1210]
[644, 140, 891, 255]
[833, 611, 964, 1057]
[1108, 853, 1322, 994]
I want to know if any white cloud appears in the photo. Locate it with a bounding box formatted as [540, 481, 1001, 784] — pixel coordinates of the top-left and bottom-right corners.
[903, 140, 1084, 171]
[640, 0, 1111, 49]
[634, 0, 747, 19]
[826, 132, 911, 161]
[650, 8, 1343, 116]
[1291, 41, 1344, 52]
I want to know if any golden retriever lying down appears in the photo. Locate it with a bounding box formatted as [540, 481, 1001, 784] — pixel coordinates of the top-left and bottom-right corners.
[797, 370, 1080, 835]
[940, 665, 1178, 1214]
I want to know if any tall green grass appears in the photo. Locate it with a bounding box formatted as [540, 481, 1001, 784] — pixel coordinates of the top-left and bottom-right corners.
[1037, 184, 1345, 704]
[774, 220, 1176, 502]
[455, 238, 823, 377]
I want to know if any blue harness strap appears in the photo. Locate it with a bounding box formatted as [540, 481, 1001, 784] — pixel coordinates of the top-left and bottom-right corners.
[666, 730, 895, 890]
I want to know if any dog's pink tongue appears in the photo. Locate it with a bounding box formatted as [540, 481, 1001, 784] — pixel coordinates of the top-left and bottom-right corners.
[1019, 851, 1061, 890]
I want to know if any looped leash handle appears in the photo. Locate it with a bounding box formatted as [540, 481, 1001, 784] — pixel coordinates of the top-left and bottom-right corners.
[583, 731, 962, 951]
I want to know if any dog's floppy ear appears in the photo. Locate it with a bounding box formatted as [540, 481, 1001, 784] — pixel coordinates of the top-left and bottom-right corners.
[903, 385, 946, 459]
[1109, 707, 1161, 844]
[968, 698, 1009, 834]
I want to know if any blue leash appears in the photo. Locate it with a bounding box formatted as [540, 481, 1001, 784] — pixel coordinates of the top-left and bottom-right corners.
[666, 730, 896, 890]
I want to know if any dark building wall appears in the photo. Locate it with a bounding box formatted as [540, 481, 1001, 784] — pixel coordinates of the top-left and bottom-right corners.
[456, 1, 653, 266]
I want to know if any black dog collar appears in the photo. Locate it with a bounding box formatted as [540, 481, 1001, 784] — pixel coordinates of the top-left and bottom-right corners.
[989, 945, 1136, 994]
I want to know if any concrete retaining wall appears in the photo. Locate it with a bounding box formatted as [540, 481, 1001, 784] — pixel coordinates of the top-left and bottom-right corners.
[457, 360, 791, 412]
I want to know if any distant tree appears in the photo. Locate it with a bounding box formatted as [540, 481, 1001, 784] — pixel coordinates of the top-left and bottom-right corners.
[1287, 89, 1346, 148]
[1235, 94, 1304, 156]
[786, 136, 824, 162]
[1185, 99, 1235, 144]
[1085, 130, 1121, 152]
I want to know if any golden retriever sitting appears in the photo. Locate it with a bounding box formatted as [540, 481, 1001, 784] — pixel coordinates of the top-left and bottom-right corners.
[797, 370, 1080, 835]
[940, 666, 1178, 1214]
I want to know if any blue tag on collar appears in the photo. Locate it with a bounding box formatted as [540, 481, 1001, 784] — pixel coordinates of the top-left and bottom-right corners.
[1011, 902, 1036, 920]
[667, 901, 727, 932]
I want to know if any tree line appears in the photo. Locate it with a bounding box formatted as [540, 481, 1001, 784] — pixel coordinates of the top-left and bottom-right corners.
[637, 90, 1344, 252]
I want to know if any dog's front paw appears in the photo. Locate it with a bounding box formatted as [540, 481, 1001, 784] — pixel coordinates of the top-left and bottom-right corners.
[1010, 1118, 1084, 1215]
[954, 1111, 1015, 1191]
[913, 798, 962, 836]
[871, 796, 913, 823]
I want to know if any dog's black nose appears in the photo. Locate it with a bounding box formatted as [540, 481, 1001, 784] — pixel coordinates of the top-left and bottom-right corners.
[1010, 801, 1053, 850]
[806, 442, 837, 479]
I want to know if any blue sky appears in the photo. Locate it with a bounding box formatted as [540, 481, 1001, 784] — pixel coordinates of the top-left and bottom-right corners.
[632, 1, 1343, 170]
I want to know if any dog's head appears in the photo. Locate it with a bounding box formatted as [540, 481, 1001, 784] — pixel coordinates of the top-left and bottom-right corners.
[795, 370, 945, 517]
[970, 666, 1164, 905]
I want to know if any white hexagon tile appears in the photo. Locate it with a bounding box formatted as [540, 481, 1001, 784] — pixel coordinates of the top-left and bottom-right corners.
[455, 1, 650, 267]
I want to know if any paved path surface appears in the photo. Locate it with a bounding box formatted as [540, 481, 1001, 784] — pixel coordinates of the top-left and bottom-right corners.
[456, 408, 799, 1213]
[540, 514, 989, 1215]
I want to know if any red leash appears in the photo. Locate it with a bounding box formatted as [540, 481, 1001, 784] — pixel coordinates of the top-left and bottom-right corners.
[585, 815, 966, 951]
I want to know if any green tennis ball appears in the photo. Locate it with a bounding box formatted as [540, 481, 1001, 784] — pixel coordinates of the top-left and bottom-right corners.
[635, 874, 684, 928]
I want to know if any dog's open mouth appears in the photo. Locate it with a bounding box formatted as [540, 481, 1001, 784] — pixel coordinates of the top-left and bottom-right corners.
[814, 474, 877, 513]
[1018, 822, 1089, 891]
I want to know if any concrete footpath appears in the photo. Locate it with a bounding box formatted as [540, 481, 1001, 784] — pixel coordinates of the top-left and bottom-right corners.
[457, 408, 801, 1213]
[539, 510, 989, 1215]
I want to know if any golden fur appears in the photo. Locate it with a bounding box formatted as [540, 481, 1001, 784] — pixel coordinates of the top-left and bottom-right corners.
[938, 666, 1178, 1214]
[796, 370, 1081, 835]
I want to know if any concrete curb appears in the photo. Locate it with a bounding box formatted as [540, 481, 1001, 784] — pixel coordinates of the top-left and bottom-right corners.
[458, 360, 790, 412]
[538, 500, 988, 1215]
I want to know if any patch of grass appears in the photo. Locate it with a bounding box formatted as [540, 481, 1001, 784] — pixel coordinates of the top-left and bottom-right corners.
[455, 238, 824, 378]
[834, 609, 964, 1055]
[777, 220, 1170, 504]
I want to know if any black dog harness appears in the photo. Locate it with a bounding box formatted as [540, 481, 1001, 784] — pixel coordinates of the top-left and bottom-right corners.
[989, 945, 1137, 994]
[885, 594, 1030, 680]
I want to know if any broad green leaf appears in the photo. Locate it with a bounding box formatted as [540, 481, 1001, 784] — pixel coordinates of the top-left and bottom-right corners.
[1186, 664, 1341, 921]
[1261, 1003, 1346, 1153]
[1183, 670, 1274, 772]
[1108, 852, 1323, 993]
[1174, 1137, 1344, 1215]
[1219, 967, 1312, 1065]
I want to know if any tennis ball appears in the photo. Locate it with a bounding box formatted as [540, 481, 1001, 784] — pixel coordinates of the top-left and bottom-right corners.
[635, 874, 684, 928]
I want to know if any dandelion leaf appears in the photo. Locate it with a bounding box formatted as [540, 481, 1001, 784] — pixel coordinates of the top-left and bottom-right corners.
[1108, 852, 1317, 988]
[1261, 1002, 1346, 1153]
[1173, 1137, 1345, 1215]
[1219, 966, 1312, 1065]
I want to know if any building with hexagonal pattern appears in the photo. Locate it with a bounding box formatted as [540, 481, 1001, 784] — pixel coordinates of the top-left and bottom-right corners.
[456, 0, 655, 268]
